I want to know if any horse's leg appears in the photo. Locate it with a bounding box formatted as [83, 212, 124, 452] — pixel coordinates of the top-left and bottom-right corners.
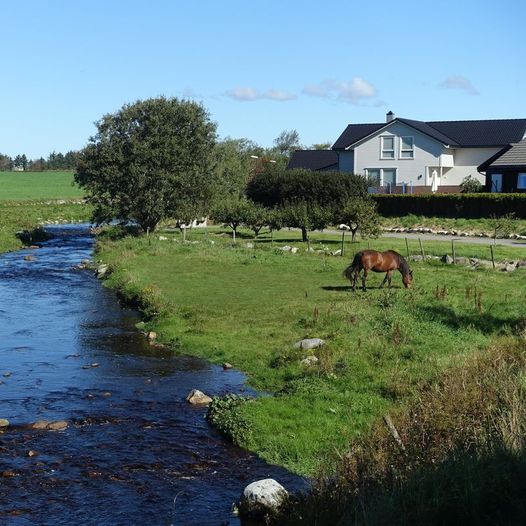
[380, 272, 389, 288]
[387, 270, 393, 288]
[361, 269, 368, 291]
[352, 270, 359, 292]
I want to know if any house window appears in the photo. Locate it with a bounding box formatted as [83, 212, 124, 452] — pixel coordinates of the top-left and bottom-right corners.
[381, 136, 395, 159]
[366, 168, 396, 186]
[400, 136, 414, 159]
[517, 173, 526, 189]
[366, 168, 381, 184]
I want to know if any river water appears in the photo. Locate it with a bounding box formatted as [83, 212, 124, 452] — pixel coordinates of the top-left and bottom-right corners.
[0, 225, 303, 525]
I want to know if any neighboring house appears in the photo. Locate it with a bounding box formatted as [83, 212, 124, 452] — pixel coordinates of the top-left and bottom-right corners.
[477, 139, 526, 193]
[286, 150, 338, 171]
[288, 112, 526, 193]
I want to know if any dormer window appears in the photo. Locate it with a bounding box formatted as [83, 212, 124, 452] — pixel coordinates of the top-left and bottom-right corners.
[400, 136, 414, 159]
[380, 136, 395, 159]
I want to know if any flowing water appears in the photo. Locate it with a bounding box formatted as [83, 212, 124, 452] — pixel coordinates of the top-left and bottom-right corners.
[0, 225, 303, 525]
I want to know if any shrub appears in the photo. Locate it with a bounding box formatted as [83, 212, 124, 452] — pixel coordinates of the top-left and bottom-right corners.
[206, 394, 253, 445]
[460, 175, 484, 193]
[246, 167, 368, 209]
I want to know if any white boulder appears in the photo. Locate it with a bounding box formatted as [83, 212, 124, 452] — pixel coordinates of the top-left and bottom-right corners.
[239, 478, 288, 517]
[294, 338, 325, 350]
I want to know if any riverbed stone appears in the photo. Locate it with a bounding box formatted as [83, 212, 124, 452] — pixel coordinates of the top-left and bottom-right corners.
[222, 362, 233, 370]
[147, 331, 157, 342]
[0, 419, 9, 428]
[32, 420, 50, 429]
[239, 479, 288, 517]
[186, 389, 213, 405]
[294, 338, 325, 350]
[97, 264, 109, 277]
[441, 254, 454, 264]
[47, 420, 68, 431]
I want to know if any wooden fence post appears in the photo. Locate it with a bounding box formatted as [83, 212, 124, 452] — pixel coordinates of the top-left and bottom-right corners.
[490, 245, 495, 269]
[405, 237, 410, 258]
[419, 238, 425, 261]
[452, 239, 456, 264]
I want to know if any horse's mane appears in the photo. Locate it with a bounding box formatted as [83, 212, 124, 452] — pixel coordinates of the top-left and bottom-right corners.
[384, 250, 410, 275]
[396, 252, 411, 275]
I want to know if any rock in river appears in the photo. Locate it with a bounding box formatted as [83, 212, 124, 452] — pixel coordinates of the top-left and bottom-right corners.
[239, 478, 288, 517]
[186, 389, 213, 405]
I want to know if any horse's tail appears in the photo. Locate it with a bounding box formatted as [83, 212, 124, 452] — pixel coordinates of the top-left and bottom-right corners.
[343, 252, 363, 281]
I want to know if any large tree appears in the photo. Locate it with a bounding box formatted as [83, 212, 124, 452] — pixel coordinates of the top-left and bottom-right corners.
[75, 97, 217, 232]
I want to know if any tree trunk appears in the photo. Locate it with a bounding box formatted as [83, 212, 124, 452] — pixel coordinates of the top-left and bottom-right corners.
[351, 228, 358, 243]
[301, 226, 308, 242]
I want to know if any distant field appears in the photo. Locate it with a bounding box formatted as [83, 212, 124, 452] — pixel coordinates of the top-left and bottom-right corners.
[0, 171, 84, 200]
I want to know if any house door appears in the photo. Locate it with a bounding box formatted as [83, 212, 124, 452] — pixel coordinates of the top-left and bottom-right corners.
[491, 173, 502, 192]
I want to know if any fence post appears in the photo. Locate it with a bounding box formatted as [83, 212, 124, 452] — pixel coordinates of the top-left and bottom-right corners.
[405, 237, 410, 258]
[452, 239, 456, 264]
[341, 231, 345, 256]
[419, 238, 425, 261]
[490, 245, 495, 269]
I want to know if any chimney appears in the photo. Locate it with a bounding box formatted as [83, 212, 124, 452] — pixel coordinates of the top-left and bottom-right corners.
[386, 111, 395, 123]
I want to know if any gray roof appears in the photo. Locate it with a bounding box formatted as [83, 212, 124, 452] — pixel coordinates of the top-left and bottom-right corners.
[478, 139, 526, 172]
[332, 118, 526, 150]
[287, 150, 339, 171]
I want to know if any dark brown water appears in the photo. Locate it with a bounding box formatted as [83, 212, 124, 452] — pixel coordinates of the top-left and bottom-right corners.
[0, 225, 303, 525]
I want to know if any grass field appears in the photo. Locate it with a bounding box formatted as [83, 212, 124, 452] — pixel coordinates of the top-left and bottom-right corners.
[98, 227, 526, 475]
[0, 171, 84, 200]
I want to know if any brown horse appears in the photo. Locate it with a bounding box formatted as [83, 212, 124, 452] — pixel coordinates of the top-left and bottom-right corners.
[343, 250, 413, 291]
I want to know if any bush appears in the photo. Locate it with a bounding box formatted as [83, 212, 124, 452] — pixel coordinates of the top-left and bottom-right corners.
[206, 394, 253, 445]
[373, 193, 526, 219]
[246, 167, 368, 209]
[460, 175, 484, 193]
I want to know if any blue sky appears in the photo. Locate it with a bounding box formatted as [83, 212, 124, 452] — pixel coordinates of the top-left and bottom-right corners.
[1, 0, 524, 158]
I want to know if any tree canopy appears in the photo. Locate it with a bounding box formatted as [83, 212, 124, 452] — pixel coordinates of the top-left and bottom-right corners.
[75, 97, 217, 232]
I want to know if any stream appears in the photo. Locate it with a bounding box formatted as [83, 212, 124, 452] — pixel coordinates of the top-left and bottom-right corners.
[0, 225, 303, 525]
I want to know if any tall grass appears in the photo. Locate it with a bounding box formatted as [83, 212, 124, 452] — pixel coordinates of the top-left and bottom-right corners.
[274, 337, 526, 525]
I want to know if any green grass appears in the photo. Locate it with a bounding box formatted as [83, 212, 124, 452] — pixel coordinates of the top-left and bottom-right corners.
[98, 228, 526, 475]
[0, 171, 84, 200]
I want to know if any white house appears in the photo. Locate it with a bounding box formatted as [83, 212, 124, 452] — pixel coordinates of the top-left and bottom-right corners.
[289, 112, 526, 193]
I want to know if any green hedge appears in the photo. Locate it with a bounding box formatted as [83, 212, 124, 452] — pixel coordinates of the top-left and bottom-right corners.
[372, 193, 526, 219]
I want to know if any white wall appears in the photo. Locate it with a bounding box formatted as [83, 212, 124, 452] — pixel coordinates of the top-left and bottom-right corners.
[352, 121, 444, 186]
[444, 147, 501, 185]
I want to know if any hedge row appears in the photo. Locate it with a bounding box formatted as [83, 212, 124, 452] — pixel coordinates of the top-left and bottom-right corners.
[372, 193, 526, 219]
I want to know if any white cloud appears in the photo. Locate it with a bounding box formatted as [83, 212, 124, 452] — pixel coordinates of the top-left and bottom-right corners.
[439, 75, 479, 95]
[225, 87, 259, 101]
[225, 87, 296, 102]
[262, 89, 296, 101]
[302, 77, 378, 104]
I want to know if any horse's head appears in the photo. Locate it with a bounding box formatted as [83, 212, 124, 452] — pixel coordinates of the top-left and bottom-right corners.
[402, 270, 413, 288]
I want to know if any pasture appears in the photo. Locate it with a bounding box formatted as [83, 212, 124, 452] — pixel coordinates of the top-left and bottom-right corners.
[0, 171, 84, 200]
[98, 228, 526, 475]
